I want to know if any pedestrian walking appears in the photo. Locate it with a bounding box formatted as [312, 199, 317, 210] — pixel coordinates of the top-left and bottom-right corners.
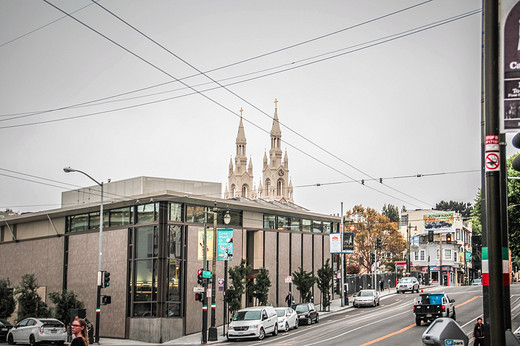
[71, 318, 89, 346]
[285, 291, 294, 307]
[473, 317, 484, 346]
[379, 278, 384, 292]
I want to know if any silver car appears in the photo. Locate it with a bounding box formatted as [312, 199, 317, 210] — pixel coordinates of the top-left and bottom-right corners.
[396, 277, 419, 293]
[353, 289, 380, 307]
[7, 317, 66, 346]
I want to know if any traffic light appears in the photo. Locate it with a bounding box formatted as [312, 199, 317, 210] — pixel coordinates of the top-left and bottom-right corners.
[195, 292, 205, 302]
[375, 238, 381, 250]
[513, 133, 520, 171]
[446, 233, 452, 243]
[101, 295, 111, 305]
[370, 253, 375, 264]
[428, 230, 434, 242]
[103, 271, 111, 288]
[197, 269, 203, 286]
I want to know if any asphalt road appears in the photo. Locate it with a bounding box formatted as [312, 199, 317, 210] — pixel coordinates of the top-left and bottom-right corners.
[221, 284, 520, 346]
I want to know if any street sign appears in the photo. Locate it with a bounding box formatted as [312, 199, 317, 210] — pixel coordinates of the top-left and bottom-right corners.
[218, 278, 224, 291]
[284, 276, 292, 283]
[202, 270, 212, 279]
[485, 152, 500, 171]
[193, 286, 204, 293]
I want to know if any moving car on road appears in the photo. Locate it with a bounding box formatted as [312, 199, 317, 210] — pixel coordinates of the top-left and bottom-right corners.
[353, 289, 380, 307]
[294, 303, 319, 325]
[275, 307, 298, 331]
[7, 317, 66, 345]
[471, 278, 482, 285]
[397, 277, 420, 293]
[227, 306, 278, 341]
[413, 292, 456, 326]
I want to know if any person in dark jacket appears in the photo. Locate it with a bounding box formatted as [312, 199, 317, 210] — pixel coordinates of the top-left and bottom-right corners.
[71, 318, 89, 346]
[473, 317, 484, 346]
[285, 291, 294, 307]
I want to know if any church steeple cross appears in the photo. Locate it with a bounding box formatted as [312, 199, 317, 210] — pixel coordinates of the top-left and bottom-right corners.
[274, 98, 278, 109]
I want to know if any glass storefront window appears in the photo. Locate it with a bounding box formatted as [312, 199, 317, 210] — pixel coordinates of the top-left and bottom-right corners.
[135, 226, 157, 258]
[134, 260, 157, 302]
[133, 302, 156, 317]
[137, 203, 157, 224]
[263, 215, 276, 229]
[186, 205, 205, 223]
[302, 219, 311, 232]
[169, 226, 182, 259]
[167, 259, 180, 302]
[170, 203, 182, 222]
[289, 217, 300, 231]
[110, 207, 132, 226]
[277, 216, 288, 230]
[69, 214, 88, 232]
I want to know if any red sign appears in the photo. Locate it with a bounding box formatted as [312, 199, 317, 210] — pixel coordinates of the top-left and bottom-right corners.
[485, 152, 500, 171]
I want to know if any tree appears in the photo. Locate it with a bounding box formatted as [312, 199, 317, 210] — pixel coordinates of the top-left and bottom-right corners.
[251, 268, 271, 306]
[435, 200, 473, 218]
[48, 290, 84, 325]
[472, 154, 520, 258]
[224, 259, 252, 316]
[0, 278, 15, 319]
[292, 267, 316, 303]
[382, 204, 400, 223]
[317, 259, 334, 311]
[14, 274, 50, 322]
[345, 205, 405, 273]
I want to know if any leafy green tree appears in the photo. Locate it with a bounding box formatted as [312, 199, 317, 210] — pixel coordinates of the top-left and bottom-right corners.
[470, 190, 482, 236]
[292, 267, 316, 303]
[251, 268, 271, 306]
[435, 200, 473, 217]
[382, 204, 400, 223]
[48, 290, 84, 324]
[0, 278, 15, 319]
[224, 259, 252, 315]
[317, 259, 334, 311]
[15, 274, 50, 322]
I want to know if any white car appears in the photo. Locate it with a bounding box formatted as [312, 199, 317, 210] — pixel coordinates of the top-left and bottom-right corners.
[397, 277, 420, 293]
[227, 306, 278, 340]
[7, 317, 66, 346]
[275, 307, 298, 331]
[353, 289, 380, 307]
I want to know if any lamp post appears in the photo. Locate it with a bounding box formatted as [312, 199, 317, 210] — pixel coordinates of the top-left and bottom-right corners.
[222, 208, 231, 338]
[208, 202, 218, 341]
[63, 167, 103, 344]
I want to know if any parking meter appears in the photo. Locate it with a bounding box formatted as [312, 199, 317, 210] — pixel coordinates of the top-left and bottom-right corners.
[422, 318, 468, 346]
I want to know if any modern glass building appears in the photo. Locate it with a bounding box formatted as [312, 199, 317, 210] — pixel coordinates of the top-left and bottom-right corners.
[0, 177, 339, 343]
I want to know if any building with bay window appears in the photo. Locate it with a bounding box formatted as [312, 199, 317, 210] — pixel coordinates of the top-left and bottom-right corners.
[0, 176, 338, 343]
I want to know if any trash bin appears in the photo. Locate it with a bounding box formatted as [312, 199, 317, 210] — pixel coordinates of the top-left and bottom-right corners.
[421, 318, 468, 345]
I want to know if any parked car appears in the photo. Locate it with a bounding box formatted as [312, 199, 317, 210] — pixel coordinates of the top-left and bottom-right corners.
[227, 306, 278, 341]
[7, 317, 66, 345]
[0, 318, 13, 342]
[275, 307, 298, 331]
[397, 277, 420, 293]
[471, 278, 482, 285]
[353, 289, 380, 307]
[294, 303, 319, 325]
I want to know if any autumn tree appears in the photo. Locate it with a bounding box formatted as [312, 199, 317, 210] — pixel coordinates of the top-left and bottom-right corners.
[346, 205, 406, 273]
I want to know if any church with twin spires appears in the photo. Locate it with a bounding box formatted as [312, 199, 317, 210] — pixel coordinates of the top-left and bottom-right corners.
[225, 99, 294, 203]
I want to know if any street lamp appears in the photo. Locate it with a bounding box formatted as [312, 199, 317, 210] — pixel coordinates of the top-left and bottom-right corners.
[63, 167, 103, 343]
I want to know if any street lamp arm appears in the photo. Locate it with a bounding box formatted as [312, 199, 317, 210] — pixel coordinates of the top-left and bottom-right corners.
[63, 167, 102, 186]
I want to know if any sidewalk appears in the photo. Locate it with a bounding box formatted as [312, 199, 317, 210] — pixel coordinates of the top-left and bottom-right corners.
[95, 288, 399, 345]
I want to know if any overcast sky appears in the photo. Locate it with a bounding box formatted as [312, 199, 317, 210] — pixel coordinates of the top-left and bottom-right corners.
[1, 0, 511, 216]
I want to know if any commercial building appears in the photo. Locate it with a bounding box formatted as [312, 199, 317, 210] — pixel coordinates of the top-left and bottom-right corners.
[399, 209, 473, 286]
[0, 176, 339, 343]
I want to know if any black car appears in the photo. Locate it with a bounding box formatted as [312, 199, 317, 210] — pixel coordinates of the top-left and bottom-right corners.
[0, 318, 13, 341]
[294, 303, 319, 325]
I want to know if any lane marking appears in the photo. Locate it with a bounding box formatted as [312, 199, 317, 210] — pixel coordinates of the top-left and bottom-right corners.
[359, 324, 415, 346]
[359, 295, 480, 345]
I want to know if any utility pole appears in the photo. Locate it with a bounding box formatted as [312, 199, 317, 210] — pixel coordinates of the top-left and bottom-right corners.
[483, 1, 506, 344]
[201, 210, 208, 344]
[340, 202, 345, 307]
[439, 235, 443, 286]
